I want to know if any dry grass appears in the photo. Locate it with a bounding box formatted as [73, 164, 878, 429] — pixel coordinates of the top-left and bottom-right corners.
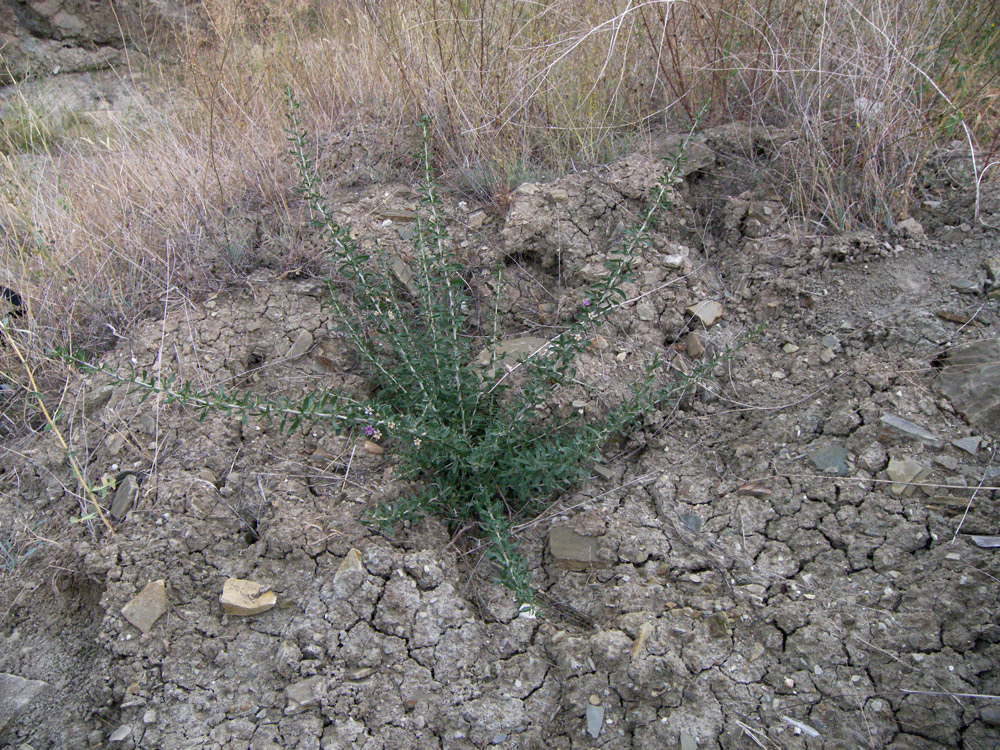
[0, 0, 997, 434]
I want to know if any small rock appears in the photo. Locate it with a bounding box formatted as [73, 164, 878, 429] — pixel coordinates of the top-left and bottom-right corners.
[662, 248, 689, 269]
[108, 726, 131, 742]
[950, 278, 979, 294]
[982, 703, 1000, 727]
[808, 443, 850, 477]
[636, 302, 656, 321]
[820, 334, 840, 349]
[782, 343, 800, 353]
[984, 256, 1000, 282]
[685, 332, 705, 358]
[879, 414, 940, 446]
[952, 436, 981, 455]
[142, 710, 157, 724]
[547, 187, 569, 203]
[771, 370, 786, 380]
[468, 210, 487, 229]
[82, 384, 114, 416]
[286, 329, 313, 360]
[110, 474, 139, 522]
[970, 536, 1000, 549]
[286, 676, 325, 713]
[679, 513, 702, 532]
[121, 580, 167, 634]
[220, 578, 276, 616]
[686, 300, 723, 327]
[335, 548, 364, 580]
[630, 622, 653, 661]
[886, 458, 931, 496]
[491, 734, 508, 744]
[737, 482, 771, 498]
[363, 441, 384, 455]
[549, 526, 603, 570]
[933, 455, 959, 471]
[819, 348, 836, 364]
[585, 699, 604, 739]
[825, 408, 861, 437]
[0, 673, 51, 733]
[680, 733, 698, 750]
[894, 216, 924, 239]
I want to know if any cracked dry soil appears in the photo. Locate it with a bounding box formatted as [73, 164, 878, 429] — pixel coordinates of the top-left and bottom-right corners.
[1, 132, 999, 749]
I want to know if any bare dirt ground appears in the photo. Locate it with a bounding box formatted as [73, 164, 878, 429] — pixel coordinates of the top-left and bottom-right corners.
[1, 126, 999, 749]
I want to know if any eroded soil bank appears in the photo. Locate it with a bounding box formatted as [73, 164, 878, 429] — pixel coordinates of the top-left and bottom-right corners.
[1, 128, 999, 749]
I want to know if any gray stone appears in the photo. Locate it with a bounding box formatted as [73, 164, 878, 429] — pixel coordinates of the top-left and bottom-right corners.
[820, 334, 840, 349]
[108, 725, 131, 742]
[895, 217, 924, 239]
[970, 536, 1000, 549]
[549, 526, 603, 570]
[983, 703, 1000, 727]
[286, 676, 325, 714]
[585, 699, 604, 738]
[635, 302, 656, 321]
[879, 414, 940, 446]
[0, 673, 51, 733]
[984, 256, 1000, 282]
[681, 733, 698, 750]
[82, 384, 113, 416]
[937, 338, 1000, 432]
[686, 300, 723, 327]
[121, 579, 167, 634]
[950, 278, 979, 294]
[111, 474, 139, 522]
[808, 443, 850, 476]
[286, 329, 314, 360]
[887, 458, 931, 496]
[952, 437, 981, 455]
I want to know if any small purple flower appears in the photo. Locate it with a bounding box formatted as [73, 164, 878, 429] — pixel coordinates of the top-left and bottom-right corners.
[363, 425, 375, 437]
[581, 298, 591, 308]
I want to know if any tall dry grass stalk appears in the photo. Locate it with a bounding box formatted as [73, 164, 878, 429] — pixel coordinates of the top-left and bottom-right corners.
[0, 0, 997, 434]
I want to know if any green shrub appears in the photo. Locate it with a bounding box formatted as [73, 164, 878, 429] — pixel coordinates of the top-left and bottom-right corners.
[64, 90, 716, 608]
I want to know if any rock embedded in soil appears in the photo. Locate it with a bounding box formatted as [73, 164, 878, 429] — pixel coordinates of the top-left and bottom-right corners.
[120, 579, 167, 634]
[685, 300, 723, 327]
[937, 337, 1000, 431]
[886, 458, 931, 496]
[808, 443, 850, 476]
[110, 474, 139, 522]
[286, 329, 314, 360]
[952, 436, 981, 455]
[548, 526, 604, 570]
[475, 337, 549, 378]
[220, 578, 276, 616]
[685, 332, 705, 358]
[879, 414, 940, 446]
[585, 696, 604, 739]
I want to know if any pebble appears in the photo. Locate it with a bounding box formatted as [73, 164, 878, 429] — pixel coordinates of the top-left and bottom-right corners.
[950, 278, 979, 294]
[109, 726, 131, 742]
[970, 536, 1000, 549]
[285, 676, 324, 713]
[110, 474, 139, 522]
[685, 332, 705, 358]
[630, 622, 653, 661]
[952, 436, 981, 455]
[808, 443, 850, 476]
[636, 302, 656, 321]
[782, 343, 799, 353]
[363, 441, 384, 455]
[286, 329, 313, 360]
[680, 733, 698, 750]
[879, 414, 940, 446]
[334, 548, 364, 583]
[121, 580, 167, 634]
[220, 578, 277, 616]
[894, 216, 924, 239]
[819, 348, 836, 364]
[820, 334, 840, 349]
[685, 300, 723, 327]
[585, 698, 604, 738]
[886, 458, 931, 496]
[549, 526, 603, 570]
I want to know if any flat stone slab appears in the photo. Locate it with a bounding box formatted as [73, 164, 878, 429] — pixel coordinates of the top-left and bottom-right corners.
[549, 526, 604, 570]
[121, 579, 167, 634]
[937, 337, 1000, 432]
[808, 443, 850, 476]
[686, 300, 723, 328]
[887, 458, 931, 496]
[220, 578, 276, 616]
[879, 414, 940, 446]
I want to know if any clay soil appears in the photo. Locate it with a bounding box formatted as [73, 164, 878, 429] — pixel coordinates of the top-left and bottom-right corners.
[1, 126, 999, 750]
